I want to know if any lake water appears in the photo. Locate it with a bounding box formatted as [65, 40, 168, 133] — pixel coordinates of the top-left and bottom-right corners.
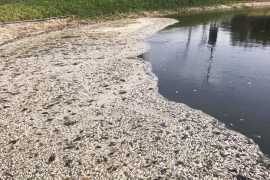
[143, 9, 270, 156]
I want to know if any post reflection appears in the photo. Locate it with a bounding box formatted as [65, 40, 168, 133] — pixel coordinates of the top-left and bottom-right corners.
[205, 23, 219, 83]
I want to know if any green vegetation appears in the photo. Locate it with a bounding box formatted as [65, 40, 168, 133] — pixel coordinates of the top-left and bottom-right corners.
[0, 0, 243, 22]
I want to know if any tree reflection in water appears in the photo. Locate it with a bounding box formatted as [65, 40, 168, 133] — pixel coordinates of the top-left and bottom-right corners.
[223, 15, 270, 47]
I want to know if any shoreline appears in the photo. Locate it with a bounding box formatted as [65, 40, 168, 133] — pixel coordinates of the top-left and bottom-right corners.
[2, 1, 270, 47]
[2, 1, 270, 24]
[1, 3, 270, 179]
[126, 1, 270, 18]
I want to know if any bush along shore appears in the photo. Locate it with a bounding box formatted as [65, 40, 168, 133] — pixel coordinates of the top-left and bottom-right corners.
[0, 0, 243, 22]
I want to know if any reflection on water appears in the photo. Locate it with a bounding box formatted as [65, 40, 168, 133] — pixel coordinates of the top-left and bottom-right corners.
[228, 15, 270, 47]
[206, 23, 218, 83]
[144, 9, 270, 155]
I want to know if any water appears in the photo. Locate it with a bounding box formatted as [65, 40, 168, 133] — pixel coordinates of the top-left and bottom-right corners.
[143, 9, 270, 156]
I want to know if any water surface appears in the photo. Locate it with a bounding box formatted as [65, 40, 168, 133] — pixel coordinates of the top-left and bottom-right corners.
[144, 9, 270, 155]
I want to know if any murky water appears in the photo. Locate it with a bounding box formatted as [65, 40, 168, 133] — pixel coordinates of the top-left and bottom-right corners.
[143, 9, 270, 155]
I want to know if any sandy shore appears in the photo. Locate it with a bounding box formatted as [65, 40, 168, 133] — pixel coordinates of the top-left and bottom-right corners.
[0, 16, 270, 179]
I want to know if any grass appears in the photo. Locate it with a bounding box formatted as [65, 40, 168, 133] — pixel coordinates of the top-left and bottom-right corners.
[0, 0, 244, 22]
